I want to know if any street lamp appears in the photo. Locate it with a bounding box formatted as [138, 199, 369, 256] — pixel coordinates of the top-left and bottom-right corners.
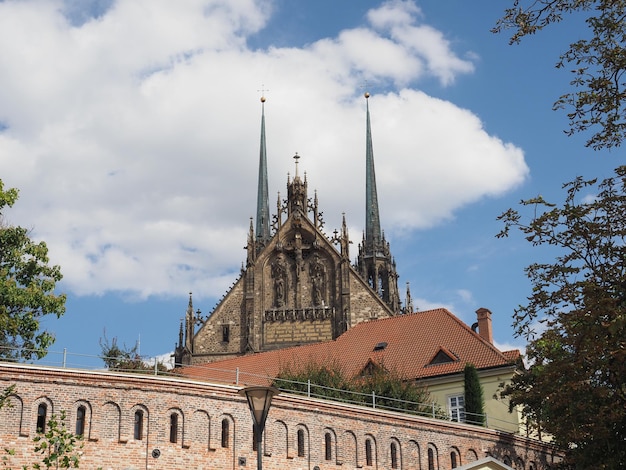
[239, 386, 279, 470]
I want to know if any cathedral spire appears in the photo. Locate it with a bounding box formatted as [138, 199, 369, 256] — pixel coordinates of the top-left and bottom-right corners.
[255, 95, 270, 245]
[365, 92, 382, 250]
[357, 91, 401, 314]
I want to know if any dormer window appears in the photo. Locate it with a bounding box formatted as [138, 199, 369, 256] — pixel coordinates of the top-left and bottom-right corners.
[427, 346, 459, 366]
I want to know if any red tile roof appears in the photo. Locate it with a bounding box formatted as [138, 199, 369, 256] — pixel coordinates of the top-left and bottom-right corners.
[182, 308, 518, 386]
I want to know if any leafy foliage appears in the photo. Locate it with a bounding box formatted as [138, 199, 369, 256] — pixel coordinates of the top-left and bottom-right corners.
[32, 411, 82, 469]
[497, 166, 626, 468]
[493, 0, 626, 149]
[3, 411, 83, 470]
[0, 180, 66, 361]
[273, 359, 445, 418]
[99, 331, 168, 373]
[463, 363, 485, 425]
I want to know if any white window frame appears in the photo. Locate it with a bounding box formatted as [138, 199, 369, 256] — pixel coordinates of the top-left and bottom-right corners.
[448, 394, 465, 423]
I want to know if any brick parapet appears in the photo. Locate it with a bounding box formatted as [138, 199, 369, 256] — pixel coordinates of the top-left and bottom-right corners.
[0, 363, 559, 470]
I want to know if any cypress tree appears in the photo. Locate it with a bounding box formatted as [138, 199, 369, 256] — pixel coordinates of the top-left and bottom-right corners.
[463, 363, 485, 425]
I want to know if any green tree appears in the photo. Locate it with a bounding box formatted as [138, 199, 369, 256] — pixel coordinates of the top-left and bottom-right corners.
[493, 0, 626, 149]
[497, 166, 626, 468]
[99, 331, 168, 373]
[0, 180, 66, 361]
[273, 359, 444, 418]
[463, 363, 485, 426]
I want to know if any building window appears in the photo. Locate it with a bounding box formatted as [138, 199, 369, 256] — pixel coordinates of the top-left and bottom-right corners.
[365, 439, 373, 466]
[391, 442, 398, 469]
[222, 325, 230, 343]
[448, 395, 465, 422]
[297, 429, 305, 457]
[324, 432, 332, 461]
[221, 419, 229, 448]
[75, 406, 86, 436]
[36, 403, 47, 433]
[451, 451, 457, 468]
[134, 410, 143, 440]
[428, 448, 436, 470]
[252, 424, 259, 451]
[169, 413, 178, 443]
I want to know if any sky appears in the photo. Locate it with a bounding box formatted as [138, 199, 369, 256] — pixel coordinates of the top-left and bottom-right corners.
[0, 0, 620, 369]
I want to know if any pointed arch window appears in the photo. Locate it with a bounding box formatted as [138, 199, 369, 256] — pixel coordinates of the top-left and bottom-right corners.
[36, 403, 47, 433]
[75, 406, 86, 436]
[451, 451, 457, 468]
[134, 410, 144, 440]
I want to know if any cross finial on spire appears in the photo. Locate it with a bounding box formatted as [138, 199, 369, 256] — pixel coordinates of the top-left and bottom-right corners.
[258, 84, 269, 102]
[293, 152, 300, 178]
[361, 80, 371, 99]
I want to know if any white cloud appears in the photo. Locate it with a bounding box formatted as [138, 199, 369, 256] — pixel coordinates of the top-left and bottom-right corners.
[0, 0, 528, 299]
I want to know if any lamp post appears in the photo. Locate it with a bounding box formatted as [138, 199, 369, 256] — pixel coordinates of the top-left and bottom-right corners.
[239, 386, 279, 470]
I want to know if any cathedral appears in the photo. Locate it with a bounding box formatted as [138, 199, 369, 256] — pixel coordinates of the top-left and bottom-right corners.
[174, 93, 410, 366]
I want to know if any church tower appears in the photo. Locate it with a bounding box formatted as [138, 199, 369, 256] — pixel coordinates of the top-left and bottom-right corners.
[356, 92, 401, 313]
[174, 94, 400, 366]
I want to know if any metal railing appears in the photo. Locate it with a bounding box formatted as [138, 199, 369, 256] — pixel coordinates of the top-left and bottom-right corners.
[0, 346, 522, 434]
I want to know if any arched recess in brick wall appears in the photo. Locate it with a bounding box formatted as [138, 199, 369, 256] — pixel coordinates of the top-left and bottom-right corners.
[0, 393, 23, 436]
[271, 419, 289, 458]
[405, 439, 421, 470]
[323, 427, 337, 464]
[167, 407, 184, 446]
[364, 433, 377, 467]
[71, 400, 92, 439]
[32, 396, 53, 435]
[340, 430, 358, 467]
[191, 410, 210, 451]
[389, 437, 402, 469]
[99, 401, 121, 441]
[215, 413, 234, 451]
[449, 446, 461, 468]
[129, 404, 148, 442]
[295, 424, 309, 459]
[427, 443, 439, 470]
[465, 448, 478, 462]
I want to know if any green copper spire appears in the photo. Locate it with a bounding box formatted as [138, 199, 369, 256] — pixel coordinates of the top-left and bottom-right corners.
[256, 96, 270, 244]
[365, 92, 382, 249]
[357, 91, 402, 314]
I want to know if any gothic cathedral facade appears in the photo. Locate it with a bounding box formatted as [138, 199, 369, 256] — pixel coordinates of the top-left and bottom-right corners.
[174, 93, 408, 366]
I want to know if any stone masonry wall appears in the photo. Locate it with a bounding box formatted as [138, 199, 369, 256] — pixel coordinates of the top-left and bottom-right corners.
[0, 363, 559, 470]
[348, 271, 393, 326]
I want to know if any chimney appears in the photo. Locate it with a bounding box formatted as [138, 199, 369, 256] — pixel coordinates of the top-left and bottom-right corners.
[475, 308, 493, 344]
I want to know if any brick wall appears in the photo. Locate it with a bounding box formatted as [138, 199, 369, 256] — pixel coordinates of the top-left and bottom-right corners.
[0, 363, 559, 470]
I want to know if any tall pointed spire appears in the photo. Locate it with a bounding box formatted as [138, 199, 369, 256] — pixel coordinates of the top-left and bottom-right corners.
[365, 92, 382, 250]
[357, 91, 401, 314]
[255, 95, 270, 245]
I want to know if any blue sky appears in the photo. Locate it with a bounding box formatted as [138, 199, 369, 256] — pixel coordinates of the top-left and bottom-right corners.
[0, 0, 619, 368]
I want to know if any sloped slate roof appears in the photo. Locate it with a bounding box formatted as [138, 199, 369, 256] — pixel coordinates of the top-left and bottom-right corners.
[182, 308, 518, 385]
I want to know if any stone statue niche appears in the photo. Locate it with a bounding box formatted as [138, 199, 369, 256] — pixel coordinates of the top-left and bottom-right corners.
[271, 254, 288, 308]
[308, 253, 327, 307]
